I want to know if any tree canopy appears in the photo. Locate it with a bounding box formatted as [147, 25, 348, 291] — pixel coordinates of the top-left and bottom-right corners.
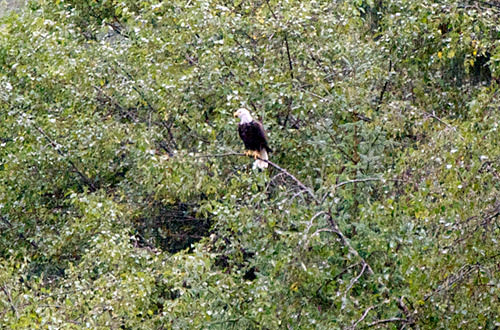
[1, 0, 499, 328]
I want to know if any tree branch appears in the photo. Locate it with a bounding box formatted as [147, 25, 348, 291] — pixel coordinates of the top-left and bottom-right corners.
[264, 0, 295, 127]
[334, 177, 385, 190]
[376, 59, 392, 111]
[423, 111, 464, 140]
[1, 216, 39, 249]
[192, 152, 374, 274]
[325, 211, 374, 275]
[367, 317, 408, 328]
[34, 126, 97, 191]
[1, 285, 18, 318]
[348, 305, 375, 330]
[113, 62, 177, 149]
[343, 262, 368, 299]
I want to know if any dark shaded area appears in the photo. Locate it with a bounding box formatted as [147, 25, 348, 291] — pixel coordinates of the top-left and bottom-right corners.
[443, 52, 492, 87]
[360, 0, 385, 33]
[470, 52, 492, 85]
[134, 202, 211, 253]
[214, 235, 257, 281]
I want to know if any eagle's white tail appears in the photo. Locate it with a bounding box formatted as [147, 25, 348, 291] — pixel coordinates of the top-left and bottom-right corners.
[253, 149, 269, 169]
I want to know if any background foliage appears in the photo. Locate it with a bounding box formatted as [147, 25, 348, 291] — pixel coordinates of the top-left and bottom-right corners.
[1, 0, 499, 328]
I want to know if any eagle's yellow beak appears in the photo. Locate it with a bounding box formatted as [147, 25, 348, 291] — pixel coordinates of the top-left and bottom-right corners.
[233, 111, 239, 118]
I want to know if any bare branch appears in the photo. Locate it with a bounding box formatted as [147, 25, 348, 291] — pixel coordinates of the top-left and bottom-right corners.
[376, 59, 392, 111]
[194, 151, 318, 202]
[193, 152, 245, 158]
[343, 262, 368, 299]
[325, 211, 374, 275]
[334, 177, 385, 190]
[348, 305, 375, 330]
[367, 317, 408, 328]
[423, 111, 464, 140]
[34, 125, 97, 191]
[424, 263, 480, 301]
[264, 158, 319, 203]
[303, 228, 334, 250]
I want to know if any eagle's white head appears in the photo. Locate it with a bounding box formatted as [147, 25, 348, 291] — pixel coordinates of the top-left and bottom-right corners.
[233, 108, 253, 124]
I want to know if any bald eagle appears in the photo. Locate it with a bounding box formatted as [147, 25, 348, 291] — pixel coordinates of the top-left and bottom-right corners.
[234, 108, 272, 169]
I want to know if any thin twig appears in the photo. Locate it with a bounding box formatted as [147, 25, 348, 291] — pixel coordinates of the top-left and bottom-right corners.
[349, 305, 375, 330]
[264, 0, 295, 127]
[325, 211, 374, 275]
[334, 178, 385, 190]
[114, 62, 177, 149]
[193, 152, 244, 158]
[367, 317, 408, 328]
[1, 285, 18, 318]
[34, 126, 97, 191]
[376, 59, 392, 111]
[303, 228, 334, 250]
[290, 189, 309, 202]
[1, 216, 39, 249]
[423, 111, 464, 140]
[193, 152, 317, 200]
[424, 263, 480, 301]
[265, 159, 318, 202]
[264, 0, 293, 78]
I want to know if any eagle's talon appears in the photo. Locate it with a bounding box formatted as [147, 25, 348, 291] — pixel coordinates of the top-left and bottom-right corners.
[244, 150, 253, 157]
[253, 151, 260, 159]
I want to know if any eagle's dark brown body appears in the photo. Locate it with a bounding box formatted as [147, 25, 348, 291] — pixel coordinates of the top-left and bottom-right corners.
[238, 121, 272, 153]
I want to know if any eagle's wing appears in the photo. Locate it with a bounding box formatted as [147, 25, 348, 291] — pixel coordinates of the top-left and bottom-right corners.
[238, 121, 272, 152]
[254, 121, 272, 152]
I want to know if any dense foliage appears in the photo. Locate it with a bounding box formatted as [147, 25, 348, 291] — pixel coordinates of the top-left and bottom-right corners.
[1, 0, 499, 328]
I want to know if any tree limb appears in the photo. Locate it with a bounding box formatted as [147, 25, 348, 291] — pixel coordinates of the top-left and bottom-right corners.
[1, 285, 18, 318]
[1, 216, 39, 249]
[34, 125, 97, 191]
[376, 59, 392, 111]
[348, 305, 375, 330]
[343, 262, 368, 299]
[367, 317, 408, 328]
[192, 152, 374, 274]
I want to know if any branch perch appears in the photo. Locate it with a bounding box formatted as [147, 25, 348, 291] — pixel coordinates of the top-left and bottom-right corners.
[193, 152, 373, 275]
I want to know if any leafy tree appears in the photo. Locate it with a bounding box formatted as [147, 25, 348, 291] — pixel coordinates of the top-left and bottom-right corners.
[1, 0, 499, 328]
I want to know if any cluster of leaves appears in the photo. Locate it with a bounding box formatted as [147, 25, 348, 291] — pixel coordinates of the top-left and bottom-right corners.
[0, 0, 499, 328]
